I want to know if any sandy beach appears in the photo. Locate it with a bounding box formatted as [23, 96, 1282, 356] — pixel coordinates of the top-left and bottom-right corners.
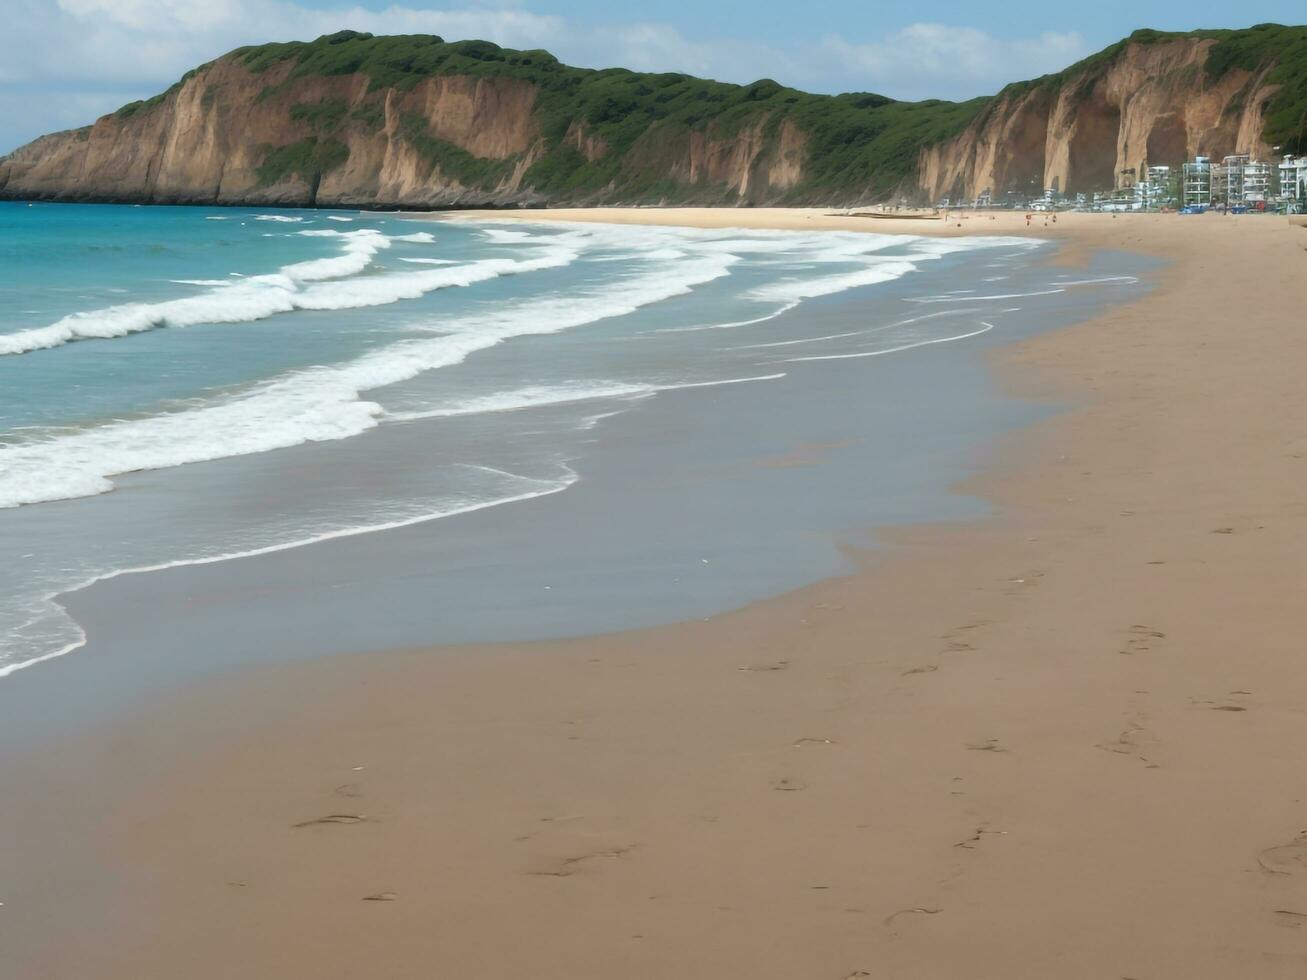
[3, 209, 1307, 979]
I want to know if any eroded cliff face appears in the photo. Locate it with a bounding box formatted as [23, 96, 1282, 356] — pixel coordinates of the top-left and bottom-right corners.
[5, 30, 1299, 209]
[920, 37, 1282, 202]
[0, 58, 550, 207]
[0, 54, 810, 208]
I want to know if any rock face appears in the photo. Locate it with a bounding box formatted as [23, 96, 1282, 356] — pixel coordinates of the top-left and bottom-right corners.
[920, 35, 1288, 203]
[2, 28, 1303, 208]
[0, 39, 821, 209]
[0, 60, 547, 208]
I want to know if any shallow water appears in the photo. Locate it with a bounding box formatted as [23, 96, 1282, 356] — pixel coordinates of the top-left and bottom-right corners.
[0, 202, 1150, 690]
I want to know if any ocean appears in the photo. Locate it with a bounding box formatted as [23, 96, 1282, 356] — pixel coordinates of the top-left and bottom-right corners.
[0, 202, 1147, 685]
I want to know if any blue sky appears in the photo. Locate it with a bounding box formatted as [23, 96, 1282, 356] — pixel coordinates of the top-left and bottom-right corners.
[3, 0, 1305, 153]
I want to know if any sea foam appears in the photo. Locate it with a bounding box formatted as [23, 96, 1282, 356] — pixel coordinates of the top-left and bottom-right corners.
[0, 234, 574, 356]
[0, 249, 736, 508]
[0, 217, 1071, 681]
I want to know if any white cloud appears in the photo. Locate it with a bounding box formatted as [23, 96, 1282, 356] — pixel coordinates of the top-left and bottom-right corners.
[1, 3, 1090, 153]
[820, 23, 1087, 99]
[0, 88, 144, 145]
[581, 22, 797, 83]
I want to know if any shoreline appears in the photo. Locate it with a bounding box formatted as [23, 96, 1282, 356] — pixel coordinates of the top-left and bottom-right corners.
[0, 220, 1126, 713]
[3, 211, 1307, 978]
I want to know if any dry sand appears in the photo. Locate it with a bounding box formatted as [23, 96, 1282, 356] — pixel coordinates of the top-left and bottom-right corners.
[4, 210, 1307, 979]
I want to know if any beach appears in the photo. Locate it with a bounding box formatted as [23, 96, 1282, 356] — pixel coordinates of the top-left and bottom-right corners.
[2, 209, 1306, 978]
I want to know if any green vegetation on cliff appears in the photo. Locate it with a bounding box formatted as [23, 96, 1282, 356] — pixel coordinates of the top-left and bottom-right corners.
[37, 23, 1307, 206]
[398, 111, 516, 187]
[989, 24, 1307, 153]
[230, 30, 987, 200]
[256, 137, 349, 186]
[289, 98, 349, 133]
[1204, 24, 1307, 153]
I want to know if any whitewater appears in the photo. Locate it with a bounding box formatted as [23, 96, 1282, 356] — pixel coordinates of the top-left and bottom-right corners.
[0, 203, 1143, 680]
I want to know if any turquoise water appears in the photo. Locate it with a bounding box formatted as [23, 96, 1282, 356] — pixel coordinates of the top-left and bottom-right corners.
[0, 202, 1139, 678]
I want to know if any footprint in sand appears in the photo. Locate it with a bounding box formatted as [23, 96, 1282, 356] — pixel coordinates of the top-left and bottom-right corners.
[1096, 717, 1161, 768]
[292, 813, 367, 828]
[772, 777, 810, 791]
[939, 619, 992, 655]
[1120, 624, 1165, 655]
[953, 824, 1007, 850]
[527, 845, 637, 878]
[902, 663, 939, 676]
[1188, 693, 1250, 712]
[1272, 909, 1307, 928]
[1258, 833, 1307, 875]
[882, 907, 942, 929]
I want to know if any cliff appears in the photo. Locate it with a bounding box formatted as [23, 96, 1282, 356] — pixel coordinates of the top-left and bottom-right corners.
[922, 25, 1307, 203]
[2, 26, 1305, 209]
[0, 32, 979, 208]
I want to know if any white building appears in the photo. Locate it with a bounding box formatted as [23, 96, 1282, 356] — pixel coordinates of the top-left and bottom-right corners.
[1136, 165, 1173, 209]
[1213, 154, 1273, 206]
[1280, 155, 1307, 210]
[1242, 160, 1273, 204]
[1183, 156, 1212, 207]
[1213, 154, 1247, 205]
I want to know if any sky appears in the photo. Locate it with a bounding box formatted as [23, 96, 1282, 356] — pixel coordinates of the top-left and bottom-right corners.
[3, 0, 1305, 153]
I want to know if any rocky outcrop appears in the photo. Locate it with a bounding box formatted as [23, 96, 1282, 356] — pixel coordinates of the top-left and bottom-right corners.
[920, 36, 1286, 202]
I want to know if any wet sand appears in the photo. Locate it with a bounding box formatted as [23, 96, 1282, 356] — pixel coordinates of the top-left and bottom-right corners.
[3, 211, 1307, 978]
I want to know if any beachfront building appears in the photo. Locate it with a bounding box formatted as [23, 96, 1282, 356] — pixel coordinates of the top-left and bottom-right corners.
[1280, 155, 1307, 211]
[1212, 154, 1274, 207]
[1031, 187, 1060, 211]
[1183, 156, 1212, 207]
[1242, 160, 1273, 204]
[1212, 153, 1248, 205]
[1094, 188, 1138, 212]
[1135, 165, 1173, 209]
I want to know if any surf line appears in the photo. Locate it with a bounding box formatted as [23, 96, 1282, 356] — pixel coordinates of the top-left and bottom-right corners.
[778, 322, 996, 363]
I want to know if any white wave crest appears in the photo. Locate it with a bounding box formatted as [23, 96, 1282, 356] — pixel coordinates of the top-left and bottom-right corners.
[750, 260, 919, 303]
[0, 251, 735, 508]
[387, 382, 657, 421]
[0, 240, 576, 356]
[281, 228, 390, 282]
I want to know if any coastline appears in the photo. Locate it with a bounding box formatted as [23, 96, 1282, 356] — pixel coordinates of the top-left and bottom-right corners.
[3, 211, 1307, 978]
[0, 216, 1128, 715]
